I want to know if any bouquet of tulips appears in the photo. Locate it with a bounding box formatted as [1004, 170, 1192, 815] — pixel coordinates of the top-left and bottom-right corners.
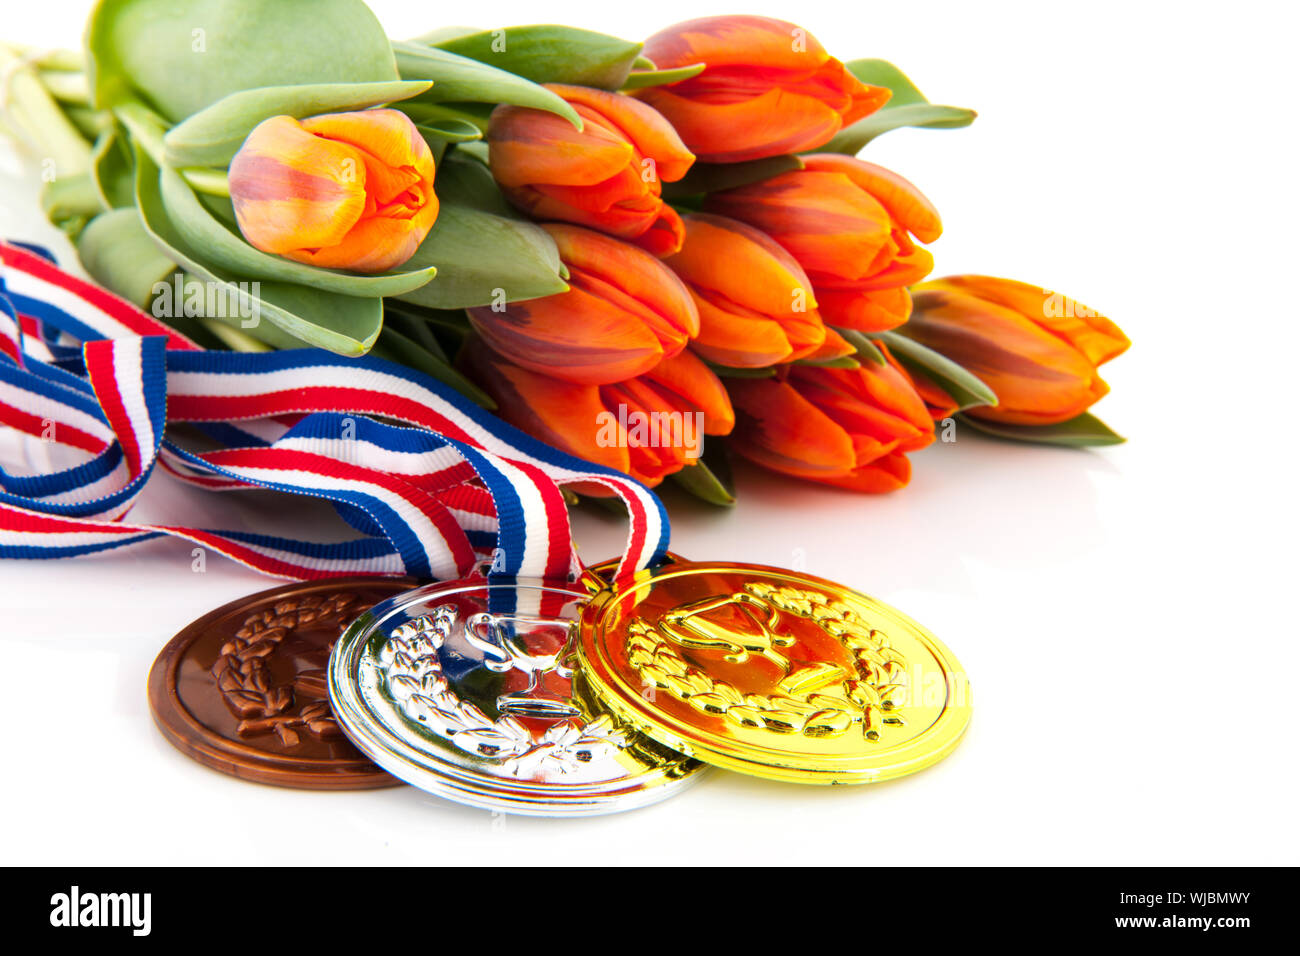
[1, 0, 1129, 504]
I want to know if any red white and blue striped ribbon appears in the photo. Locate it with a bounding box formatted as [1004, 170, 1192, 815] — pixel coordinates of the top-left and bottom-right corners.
[0, 241, 669, 600]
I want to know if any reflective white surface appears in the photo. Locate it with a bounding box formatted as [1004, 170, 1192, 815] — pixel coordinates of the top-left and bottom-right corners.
[1, 0, 1296, 865]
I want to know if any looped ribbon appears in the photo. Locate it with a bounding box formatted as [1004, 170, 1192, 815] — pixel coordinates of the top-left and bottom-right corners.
[0, 241, 669, 605]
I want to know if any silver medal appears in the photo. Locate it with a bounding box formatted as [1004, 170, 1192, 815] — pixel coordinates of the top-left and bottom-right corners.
[328, 577, 704, 816]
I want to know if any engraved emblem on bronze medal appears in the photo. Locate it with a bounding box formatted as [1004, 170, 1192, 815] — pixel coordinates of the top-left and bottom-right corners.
[212, 591, 363, 747]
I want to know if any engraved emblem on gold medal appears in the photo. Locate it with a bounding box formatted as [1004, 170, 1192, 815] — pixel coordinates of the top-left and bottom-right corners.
[578, 560, 972, 784]
[626, 582, 907, 740]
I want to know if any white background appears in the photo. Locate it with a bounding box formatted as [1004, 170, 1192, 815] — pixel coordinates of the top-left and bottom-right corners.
[1, 0, 1296, 865]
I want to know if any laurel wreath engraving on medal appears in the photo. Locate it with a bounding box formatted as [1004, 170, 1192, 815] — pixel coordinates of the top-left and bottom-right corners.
[380, 606, 630, 776]
[212, 591, 362, 747]
[626, 581, 907, 740]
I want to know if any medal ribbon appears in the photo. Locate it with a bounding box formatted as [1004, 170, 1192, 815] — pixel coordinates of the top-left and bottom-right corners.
[0, 241, 668, 587]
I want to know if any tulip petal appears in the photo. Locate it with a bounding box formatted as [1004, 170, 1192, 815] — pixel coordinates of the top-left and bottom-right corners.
[642, 349, 735, 435]
[459, 338, 631, 473]
[632, 204, 686, 257]
[637, 85, 845, 164]
[229, 115, 368, 254]
[601, 377, 690, 484]
[813, 451, 912, 493]
[917, 275, 1130, 366]
[706, 170, 893, 281]
[468, 284, 664, 385]
[908, 288, 1108, 424]
[727, 377, 855, 478]
[791, 362, 934, 454]
[799, 325, 858, 363]
[488, 104, 634, 188]
[545, 84, 695, 182]
[638, 17, 888, 163]
[300, 108, 435, 188]
[816, 285, 912, 332]
[286, 204, 437, 273]
[544, 224, 698, 348]
[689, 290, 794, 367]
[804, 154, 942, 243]
[665, 213, 817, 320]
[879, 343, 959, 421]
[643, 16, 836, 74]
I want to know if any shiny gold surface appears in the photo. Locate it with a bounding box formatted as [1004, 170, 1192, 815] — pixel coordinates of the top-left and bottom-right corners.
[578, 559, 972, 783]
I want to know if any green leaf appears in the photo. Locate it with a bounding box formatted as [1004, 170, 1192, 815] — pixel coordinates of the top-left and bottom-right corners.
[395, 208, 567, 309]
[834, 326, 886, 366]
[794, 354, 860, 369]
[77, 207, 176, 307]
[163, 80, 432, 168]
[392, 42, 580, 126]
[64, 105, 112, 140]
[87, 0, 400, 121]
[876, 330, 997, 410]
[394, 154, 566, 309]
[820, 58, 976, 155]
[959, 412, 1126, 447]
[399, 100, 493, 132]
[174, 272, 302, 350]
[704, 363, 775, 379]
[434, 151, 516, 215]
[670, 443, 736, 506]
[847, 59, 931, 107]
[407, 27, 482, 46]
[663, 154, 804, 198]
[135, 148, 382, 355]
[42, 173, 101, 237]
[432, 25, 642, 90]
[156, 160, 437, 297]
[621, 62, 705, 91]
[414, 118, 482, 145]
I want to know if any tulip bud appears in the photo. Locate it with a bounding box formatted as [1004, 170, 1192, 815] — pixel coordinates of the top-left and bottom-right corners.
[663, 213, 842, 367]
[460, 338, 733, 487]
[228, 109, 437, 273]
[488, 84, 694, 256]
[905, 275, 1131, 425]
[634, 16, 890, 163]
[467, 224, 699, 386]
[727, 360, 934, 493]
[706, 154, 941, 333]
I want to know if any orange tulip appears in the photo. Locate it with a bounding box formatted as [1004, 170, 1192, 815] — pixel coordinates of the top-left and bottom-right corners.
[705, 154, 941, 332]
[662, 213, 850, 368]
[466, 224, 698, 386]
[488, 84, 695, 256]
[906, 275, 1130, 425]
[461, 338, 733, 486]
[727, 360, 935, 493]
[228, 109, 437, 273]
[635, 16, 890, 163]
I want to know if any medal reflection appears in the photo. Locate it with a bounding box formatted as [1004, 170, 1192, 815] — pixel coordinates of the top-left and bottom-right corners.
[328, 579, 704, 817]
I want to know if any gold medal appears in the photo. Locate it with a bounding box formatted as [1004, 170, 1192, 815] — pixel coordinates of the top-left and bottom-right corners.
[577, 556, 971, 784]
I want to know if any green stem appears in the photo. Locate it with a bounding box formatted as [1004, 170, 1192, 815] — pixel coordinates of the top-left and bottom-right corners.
[0, 45, 92, 176]
[2, 44, 84, 72]
[112, 99, 168, 167]
[198, 317, 272, 352]
[37, 69, 89, 104]
[179, 166, 230, 197]
[113, 99, 229, 196]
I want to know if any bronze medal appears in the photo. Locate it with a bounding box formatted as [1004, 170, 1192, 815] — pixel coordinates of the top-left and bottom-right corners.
[148, 577, 416, 789]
